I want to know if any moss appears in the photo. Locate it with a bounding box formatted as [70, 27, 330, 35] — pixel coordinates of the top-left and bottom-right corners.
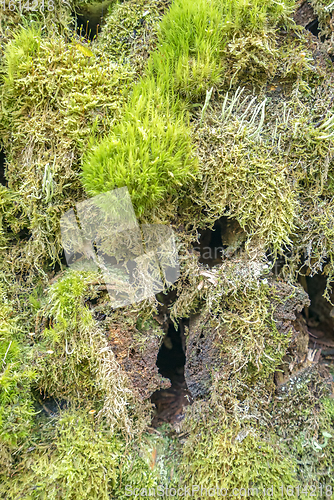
[97, 0, 169, 73]
[190, 74, 334, 289]
[195, 115, 297, 255]
[181, 414, 297, 499]
[148, 0, 225, 99]
[2, 0, 334, 494]
[149, 0, 295, 97]
[0, 282, 36, 475]
[81, 0, 298, 220]
[33, 269, 154, 435]
[0, 2, 73, 51]
[0, 25, 134, 276]
[81, 76, 197, 218]
[0, 408, 180, 500]
[172, 257, 296, 391]
[270, 367, 334, 489]
[0, 410, 121, 499]
[309, 0, 334, 38]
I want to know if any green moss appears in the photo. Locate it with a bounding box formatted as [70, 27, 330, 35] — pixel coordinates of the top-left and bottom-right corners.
[33, 269, 152, 435]
[173, 258, 292, 387]
[309, 0, 334, 38]
[1, 408, 180, 500]
[97, 0, 167, 73]
[0, 25, 134, 276]
[270, 369, 334, 490]
[181, 421, 297, 499]
[0, 283, 36, 475]
[81, 76, 197, 218]
[81, 0, 298, 220]
[149, 0, 295, 97]
[148, 0, 225, 99]
[194, 90, 298, 256]
[1, 410, 124, 500]
[2, 0, 334, 494]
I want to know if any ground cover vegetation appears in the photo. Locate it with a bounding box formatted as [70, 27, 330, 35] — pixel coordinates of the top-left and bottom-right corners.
[1, 0, 334, 497]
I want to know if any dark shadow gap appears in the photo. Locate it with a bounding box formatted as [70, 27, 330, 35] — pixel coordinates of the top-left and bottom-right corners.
[305, 17, 327, 43]
[151, 321, 192, 427]
[74, 0, 115, 40]
[32, 388, 69, 418]
[193, 216, 246, 267]
[0, 149, 7, 187]
[301, 274, 334, 362]
[305, 17, 321, 38]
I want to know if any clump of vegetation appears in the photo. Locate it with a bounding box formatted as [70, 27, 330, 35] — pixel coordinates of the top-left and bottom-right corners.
[0, 408, 179, 500]
[194, 89, 298, 256]
[2, 0, 334, 495]
[193, 79, 334, 279]
[34, 269, 154, 435]
[309, 0, 334, 40]
[148, 0, 225, 99]
[0, 282, 36, 475]
[179, 367, 334, 499]
[181, 423, 297, 499]
[5, 410, 124, 500]
[150, 0, 295, 96]
[97, 0, 169, 73]
[81, 76, 197, 218]
[0, 0, 74, 52]
[82, 0, 297, 219]
[172, 257, 295, 388]
[270, 368, 334, 489]
[0, 24, 135, 276]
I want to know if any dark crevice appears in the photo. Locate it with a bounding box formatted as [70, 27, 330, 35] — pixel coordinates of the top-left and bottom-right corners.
[151, 321, 192, 427]
[305, 17, 327, 43]
[305, 17, 321, 38]
[46, 249, 69, 279]
[300, 273, 334, 365]
[0, 149, 7, 187]
[74, 0, 115, 40]
[15, 227, 32, 242]
[193, 216, 246, 267]
[32, 388, 68, 418]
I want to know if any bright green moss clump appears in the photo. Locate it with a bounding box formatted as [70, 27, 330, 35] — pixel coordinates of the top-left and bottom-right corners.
[82, 0, 295, 219]
[150, 0, 295, 97]
[82, 77, 197, 217]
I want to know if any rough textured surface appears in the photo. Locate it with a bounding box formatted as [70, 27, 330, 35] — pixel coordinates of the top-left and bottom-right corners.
[185, 312, 224, 399]
[185, 280, 311, 399]
[2, 0, 334, 496]
[106, 319, 170, 400]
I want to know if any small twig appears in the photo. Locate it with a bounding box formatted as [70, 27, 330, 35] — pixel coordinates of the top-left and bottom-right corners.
[38, 398, 54, 416]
